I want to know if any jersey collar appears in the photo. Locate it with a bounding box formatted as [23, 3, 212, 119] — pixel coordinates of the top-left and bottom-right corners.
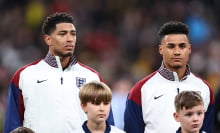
[158, 62, 190, 81]
[44, 52, 77, 68]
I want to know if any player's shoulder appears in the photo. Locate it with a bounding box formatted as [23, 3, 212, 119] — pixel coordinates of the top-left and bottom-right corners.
[75, 62, 104, 81]
[189, 72, 211, 87]
[12, 60, 42, 79]
[132, 71, 158, 91]
[76, 62, 98, 73]
[128, 71, 158, 105]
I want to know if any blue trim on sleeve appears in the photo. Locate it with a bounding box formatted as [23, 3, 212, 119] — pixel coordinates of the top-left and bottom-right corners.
[124, 99, 145, 133]
[201, 102, 214, 133]
[4, 83, 22, 133]
[107, 106, 115, 125]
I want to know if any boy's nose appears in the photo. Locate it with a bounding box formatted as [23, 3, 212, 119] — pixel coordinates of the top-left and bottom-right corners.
[99, 103, 104, 110]
[192, 115, 199, 121]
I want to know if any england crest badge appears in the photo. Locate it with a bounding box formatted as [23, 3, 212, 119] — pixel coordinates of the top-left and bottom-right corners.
[76, 77, 86, 88]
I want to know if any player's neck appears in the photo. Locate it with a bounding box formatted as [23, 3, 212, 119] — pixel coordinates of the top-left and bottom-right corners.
[59, 56, 71, 69]
[166, 66, 187, 80]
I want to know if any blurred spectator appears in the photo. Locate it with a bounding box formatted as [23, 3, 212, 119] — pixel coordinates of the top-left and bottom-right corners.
[49, 0, 71, 13]
[111, 77, 133, 129]
[25, 0, 46, 29]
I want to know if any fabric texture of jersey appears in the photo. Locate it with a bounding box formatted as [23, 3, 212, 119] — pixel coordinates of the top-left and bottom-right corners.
[4, 53, 114, 133]
[82, 121, 125, 133]
[124, 64, 215, 133]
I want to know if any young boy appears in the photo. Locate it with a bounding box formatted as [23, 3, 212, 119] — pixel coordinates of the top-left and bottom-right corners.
[173, 91, 206, 133]
[79, 81, 125, 133]
[10, 126, 35, 133]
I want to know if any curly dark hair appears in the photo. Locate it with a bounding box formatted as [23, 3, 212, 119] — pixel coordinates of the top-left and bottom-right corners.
[42, 12, 74, 35]
[158, 21, 189, 42]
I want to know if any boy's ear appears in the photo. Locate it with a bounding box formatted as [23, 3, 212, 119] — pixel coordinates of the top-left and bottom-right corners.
[173, 112, 180, 122]
[81, 103, 87, 113]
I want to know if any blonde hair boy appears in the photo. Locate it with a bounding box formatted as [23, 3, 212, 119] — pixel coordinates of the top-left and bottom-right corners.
[10, 126, 35, 133]
[174, 91, 206, 133]
[79, 81, 125, 133]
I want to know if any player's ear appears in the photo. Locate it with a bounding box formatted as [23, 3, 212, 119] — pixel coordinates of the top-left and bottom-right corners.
[173, 112, 180, 122]
[44, 35, 51, 46]
[159, 44, 163, 55]
[189, 44, 192, 54]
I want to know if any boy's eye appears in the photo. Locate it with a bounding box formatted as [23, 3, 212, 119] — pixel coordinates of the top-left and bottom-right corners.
[94, 102, 101, 105]
[93, 102, 109, 105]
[185, 113, 193, 117]
[104, 102, 110, 105]
[197, 111, 203, 116]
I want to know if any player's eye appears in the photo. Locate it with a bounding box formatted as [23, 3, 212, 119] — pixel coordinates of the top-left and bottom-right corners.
[179, 43, 186, 49]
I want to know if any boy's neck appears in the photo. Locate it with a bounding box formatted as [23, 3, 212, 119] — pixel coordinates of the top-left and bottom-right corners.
[181, 128, 199, 133]
[87, 120, 106, 133]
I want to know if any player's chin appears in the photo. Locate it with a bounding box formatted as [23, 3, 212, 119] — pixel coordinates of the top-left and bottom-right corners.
[63, 52, 74, 57]
[172, 63, 183, 69]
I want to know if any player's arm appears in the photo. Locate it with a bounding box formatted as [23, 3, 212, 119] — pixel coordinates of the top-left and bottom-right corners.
[124, 98, 145, 133]
[107, 106, 115, 125]
[201, 89, 215, 133]
[4, 82, 24, 133]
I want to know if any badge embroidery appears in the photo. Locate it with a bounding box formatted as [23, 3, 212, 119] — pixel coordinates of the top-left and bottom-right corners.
[76, 77, 86, 88]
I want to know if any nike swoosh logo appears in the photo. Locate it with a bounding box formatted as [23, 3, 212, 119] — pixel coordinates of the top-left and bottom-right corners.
[154, 94, 164, 99]
[37, 79, 47, 83]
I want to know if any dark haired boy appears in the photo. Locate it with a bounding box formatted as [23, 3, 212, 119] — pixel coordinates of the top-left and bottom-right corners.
[174, 91, 206, 133]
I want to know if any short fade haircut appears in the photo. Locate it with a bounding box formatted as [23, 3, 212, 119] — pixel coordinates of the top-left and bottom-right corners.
[158, 21, 189, 42]
[10, 126, 35, 133]
[174, 91, 204, 113]
[42, 12, 74, 35]
[79, 81, 112, 105]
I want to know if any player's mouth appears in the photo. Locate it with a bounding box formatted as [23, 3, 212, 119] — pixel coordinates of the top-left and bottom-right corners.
[172, 57, 181, 62]
[65, 45, 74, 50]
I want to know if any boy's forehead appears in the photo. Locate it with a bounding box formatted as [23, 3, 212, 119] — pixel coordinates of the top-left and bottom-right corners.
[181, 104, 204, 112]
